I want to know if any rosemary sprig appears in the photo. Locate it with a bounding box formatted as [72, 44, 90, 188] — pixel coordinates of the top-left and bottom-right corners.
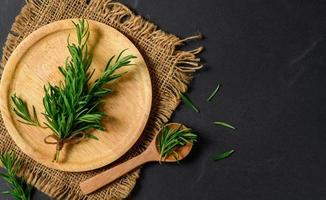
[207, 83, 220, 102]
[213, 149, 234, 161]
[11, 18, 136, 162]
[0, 153, 32, 200]
[11, 94, 40, 127]
[180, 93, 199, 113]
[213, 121, 236, 130]
[157, 125, 197, 162]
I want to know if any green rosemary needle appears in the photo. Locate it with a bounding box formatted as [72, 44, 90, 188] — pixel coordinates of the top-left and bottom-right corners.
[180, 93, 199, 113]
[213, 149, 235, 161]
[11, 18, 136, 162]
[213, 121, 236, 130]
[157, 125, 197, 162]
[0, 153, 32, 200]
[207, 83, 220, 102]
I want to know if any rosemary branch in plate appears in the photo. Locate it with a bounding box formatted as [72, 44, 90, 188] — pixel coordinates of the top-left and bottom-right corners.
[11, 94, 41, 127]
[11, 18, 136, 162]
[0, 153, 32, 200]
[157, 125, 197, 162]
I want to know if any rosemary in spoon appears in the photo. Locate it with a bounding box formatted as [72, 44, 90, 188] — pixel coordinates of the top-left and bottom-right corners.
[157, 125, 197, 162]
[0, 153, 32, 200]
[11, 19, 136, 162]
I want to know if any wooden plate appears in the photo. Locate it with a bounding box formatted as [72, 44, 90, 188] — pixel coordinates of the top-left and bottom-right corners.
[0, 19, 152, 172]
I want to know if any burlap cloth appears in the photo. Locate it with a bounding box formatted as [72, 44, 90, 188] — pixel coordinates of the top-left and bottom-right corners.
[0, 0, 202, 199]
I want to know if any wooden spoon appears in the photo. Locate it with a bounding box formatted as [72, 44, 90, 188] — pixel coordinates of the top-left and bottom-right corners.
[79, 123, 193, 195]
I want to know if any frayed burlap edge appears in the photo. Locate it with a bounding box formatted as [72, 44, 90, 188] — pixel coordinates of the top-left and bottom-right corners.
[0, 0, 203, 199]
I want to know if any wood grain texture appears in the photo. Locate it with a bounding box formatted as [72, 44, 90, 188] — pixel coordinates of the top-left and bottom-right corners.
[0, 19, 152, 172]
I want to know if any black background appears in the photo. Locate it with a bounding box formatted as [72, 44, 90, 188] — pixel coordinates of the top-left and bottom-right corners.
[1, 0, 326, 199]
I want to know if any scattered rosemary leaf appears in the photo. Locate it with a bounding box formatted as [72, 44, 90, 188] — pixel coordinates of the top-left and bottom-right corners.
[0, 153, 32, 200]
[213, 150, 235, 161]
[157, 125, 197, 162]
[213, 121, 236, 130]
[180, 93, 199, 113]
[207, 84, 220, 102]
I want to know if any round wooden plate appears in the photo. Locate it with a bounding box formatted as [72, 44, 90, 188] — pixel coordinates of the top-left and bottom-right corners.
[0, 19, 152, 172]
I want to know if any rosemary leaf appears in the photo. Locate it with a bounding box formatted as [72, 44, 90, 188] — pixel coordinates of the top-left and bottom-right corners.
[213, 121, 236, 130]
[207, 84, 220, 102]
[180, 93, 199, 113]
[0, 153, 32, 200]
[213, 150, 235, 161]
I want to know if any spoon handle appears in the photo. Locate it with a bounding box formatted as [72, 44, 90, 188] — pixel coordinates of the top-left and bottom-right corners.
[80, 149, 156, 195]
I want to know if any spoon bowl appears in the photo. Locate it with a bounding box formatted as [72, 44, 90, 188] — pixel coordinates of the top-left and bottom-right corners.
[80, 123, 193, 195]
[154, 123, 193, 162]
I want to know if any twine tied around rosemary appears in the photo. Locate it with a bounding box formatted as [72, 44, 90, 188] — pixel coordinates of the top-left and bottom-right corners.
[44, 132, 86, 162]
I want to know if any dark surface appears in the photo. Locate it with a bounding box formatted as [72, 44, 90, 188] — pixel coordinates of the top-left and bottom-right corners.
[1, 0, 326, 199]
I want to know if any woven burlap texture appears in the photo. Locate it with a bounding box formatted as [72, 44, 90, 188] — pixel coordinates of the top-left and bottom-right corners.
[0, 0, 202, 199]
